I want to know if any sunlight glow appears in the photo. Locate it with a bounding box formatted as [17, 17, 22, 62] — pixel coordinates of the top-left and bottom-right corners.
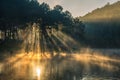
[0, 49, 120, 80]
[0, 24, 119, 80]
[36, 67, 41, 76]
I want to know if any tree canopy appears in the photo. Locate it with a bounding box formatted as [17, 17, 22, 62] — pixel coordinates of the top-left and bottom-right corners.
[0, 0, 85, 40]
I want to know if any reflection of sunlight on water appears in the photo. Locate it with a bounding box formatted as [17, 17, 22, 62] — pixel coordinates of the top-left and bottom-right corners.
[0, 25, 119, 80]
[35, 67, 41, 80]
[36, 67, 41, 76]
[0, 49, 119, 80]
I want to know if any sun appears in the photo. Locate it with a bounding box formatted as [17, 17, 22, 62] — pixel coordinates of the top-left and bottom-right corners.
[36, 67, 41, 77]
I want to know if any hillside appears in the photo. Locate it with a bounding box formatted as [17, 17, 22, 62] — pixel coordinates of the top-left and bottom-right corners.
[80, 1, 120, 22]
[80, 1, 120, 48]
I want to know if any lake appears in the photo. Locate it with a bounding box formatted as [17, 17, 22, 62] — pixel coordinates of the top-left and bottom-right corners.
[0, 49, 120, 80]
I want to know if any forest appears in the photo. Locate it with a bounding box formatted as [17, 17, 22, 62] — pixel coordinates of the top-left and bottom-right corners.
[80, 1, 120, 48]
[0, 0, 120, 52]
[0, 0, 85, 53]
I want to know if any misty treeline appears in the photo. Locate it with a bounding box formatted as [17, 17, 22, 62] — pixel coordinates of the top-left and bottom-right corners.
[0, 0, 85, 40]
[84, 21, 120, 48]
[81, 1, 120, 48]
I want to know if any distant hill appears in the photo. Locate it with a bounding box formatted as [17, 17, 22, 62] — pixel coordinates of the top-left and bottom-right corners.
[80, 1, 120, 48]
[80, 1, 120, 22]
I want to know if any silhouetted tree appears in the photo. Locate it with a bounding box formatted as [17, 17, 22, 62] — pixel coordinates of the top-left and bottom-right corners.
[0, 0, 85, 40]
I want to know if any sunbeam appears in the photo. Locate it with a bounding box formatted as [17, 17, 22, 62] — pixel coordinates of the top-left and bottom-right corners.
[0, 23, 120, 80]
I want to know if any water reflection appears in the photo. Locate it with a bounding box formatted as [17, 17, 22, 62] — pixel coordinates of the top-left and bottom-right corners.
[0, 51, 120, 80]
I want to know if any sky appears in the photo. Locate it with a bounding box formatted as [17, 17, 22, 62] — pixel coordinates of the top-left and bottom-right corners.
[38, 0, 119, 17]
